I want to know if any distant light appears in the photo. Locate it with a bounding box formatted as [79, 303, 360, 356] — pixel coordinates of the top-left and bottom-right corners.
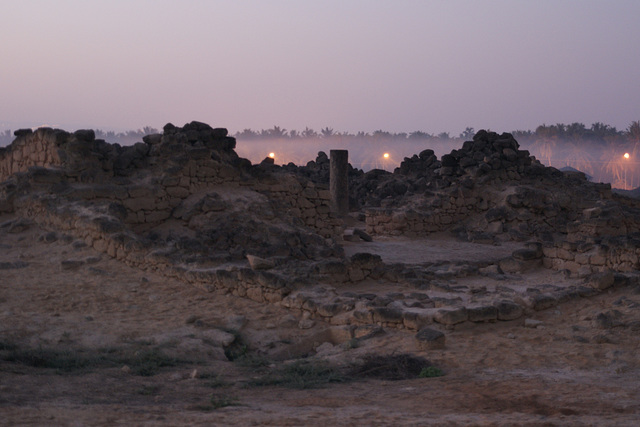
[268, 152, 275, 159]
[383, 153, 390, 159]
[624, 153, 630, 159]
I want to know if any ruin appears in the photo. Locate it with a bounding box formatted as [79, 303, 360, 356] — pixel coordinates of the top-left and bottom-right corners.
[2, 121, 640, 334]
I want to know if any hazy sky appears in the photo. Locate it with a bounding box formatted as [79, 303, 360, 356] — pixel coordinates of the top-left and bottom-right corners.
[2, 0, 639, 135]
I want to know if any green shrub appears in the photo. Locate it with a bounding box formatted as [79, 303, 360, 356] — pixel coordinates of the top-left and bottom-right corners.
[418, 366, 444, 378]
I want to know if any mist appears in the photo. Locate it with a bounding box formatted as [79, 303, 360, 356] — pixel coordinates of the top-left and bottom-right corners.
[234, 136, 459, 172]
[3, 123, 640, 191]
[234, 132, 640, 191]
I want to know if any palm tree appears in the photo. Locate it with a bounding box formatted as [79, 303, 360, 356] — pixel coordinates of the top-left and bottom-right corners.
[263, 126, 287, 139]
[301, 127, 318, 139]
[623, 121, 640, 188]
[459, 127, 475, 140]
[601, 151, 627, 189]
[627, 121, 640, 143]
[142, 126, 159, 135]
[563, 140, 596, 177]
[236, 128, 259, 140]
[320, 127, 334, 138]
[408, 131, 432, 140]
[532, 125, 558, 167]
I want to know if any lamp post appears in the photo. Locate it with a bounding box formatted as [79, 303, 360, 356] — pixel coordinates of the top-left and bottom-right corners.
[624, 153, 630, 189]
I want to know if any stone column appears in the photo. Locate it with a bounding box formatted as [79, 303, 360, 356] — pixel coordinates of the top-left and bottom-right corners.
[330, 149, 349, 217]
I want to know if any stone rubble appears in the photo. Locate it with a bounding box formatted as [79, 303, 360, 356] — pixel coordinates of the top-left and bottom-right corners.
[2, 122, 640, 342]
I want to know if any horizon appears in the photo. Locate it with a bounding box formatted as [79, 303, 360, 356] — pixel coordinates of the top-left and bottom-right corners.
[0, 119, 637, 138]
[1, 1, 639, 136]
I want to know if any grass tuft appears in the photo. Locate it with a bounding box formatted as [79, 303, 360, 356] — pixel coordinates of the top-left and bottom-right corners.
[249, 360, 347, 389]
[350, 353, 442, 381]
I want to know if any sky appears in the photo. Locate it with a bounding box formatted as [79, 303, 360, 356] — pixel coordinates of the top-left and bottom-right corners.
[1, 0, 639, 136]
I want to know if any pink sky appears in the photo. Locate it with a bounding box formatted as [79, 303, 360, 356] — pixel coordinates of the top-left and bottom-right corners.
[1, 0, 639, 135]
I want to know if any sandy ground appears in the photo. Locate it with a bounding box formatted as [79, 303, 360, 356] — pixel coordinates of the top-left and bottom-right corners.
[1, 217, 640, 426]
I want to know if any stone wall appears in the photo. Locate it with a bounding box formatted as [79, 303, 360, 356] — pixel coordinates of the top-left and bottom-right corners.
[16, 196, 293, 304]
[0, 124, 342, 238]
[365, 190, 488, 237]
[543, 236, 640, 276]
[252, 175, 341, 238]
[0, 128, 66, 181]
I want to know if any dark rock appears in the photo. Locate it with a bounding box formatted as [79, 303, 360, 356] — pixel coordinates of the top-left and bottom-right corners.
[108, 202, 128, 221]
[594, 310, 624, 329]
[61, 259, 85, 270]
[512, 248, 542, 261]
[586, 271, 615, 290]
[441, 154, 458, 167]
[353, 228, 373, 242]
[73, 129, 95, 142]
[372, 307, 404, 323]
[495, 300, 523, 321]
[467, 305, 498, 322]
[350, 252, 382, 269]
[434, 307, 468, 326]
[415, 327, 445, 350]
[39, 231, 59, 243]
[0, 261, 29, 270]
[14, 128, 33, 137]
[529, 294, 557, 311]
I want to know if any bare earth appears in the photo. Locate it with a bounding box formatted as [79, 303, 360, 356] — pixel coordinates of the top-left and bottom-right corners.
[1, 216, 640, 426]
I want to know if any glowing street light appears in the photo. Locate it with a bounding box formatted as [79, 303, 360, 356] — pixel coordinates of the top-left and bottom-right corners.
[383, 153, 390, 159]
[624, 153, 631, 189]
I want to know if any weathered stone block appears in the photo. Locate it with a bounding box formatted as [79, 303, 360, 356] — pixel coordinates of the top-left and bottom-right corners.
[166, 186, 190, 198]
[495, 300, 523, 321]
[246, 254, 275, 270]
[348, 268, 365, 282]
[467, 305, 498, 322]
[123, 197, 156, 212]
[586, 271, 614, 290]
[403, 310, 433, 330]
[434, 307, 468, 326]
[145, 210, 171, 223]
[529, 294, 557, 311]
[415, 327, 445, 350]
[372, 307, 404, 324]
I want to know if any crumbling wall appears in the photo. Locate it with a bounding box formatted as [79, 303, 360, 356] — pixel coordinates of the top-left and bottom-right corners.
[364, 130, 614, 243]
[253, 175, 341, 238]
[0, 128, 66, 180]
[0, 123, 343, 238]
